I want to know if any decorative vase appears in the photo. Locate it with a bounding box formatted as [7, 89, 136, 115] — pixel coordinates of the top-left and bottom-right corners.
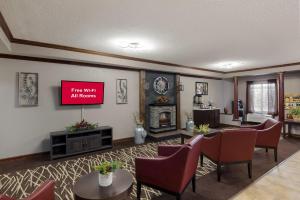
[186, 118, 195, 133]
[98, 172, 113, 187]
[135, 124, 147, 144]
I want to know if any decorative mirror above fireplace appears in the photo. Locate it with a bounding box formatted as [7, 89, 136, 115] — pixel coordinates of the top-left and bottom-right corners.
[153, 76, 169, 95]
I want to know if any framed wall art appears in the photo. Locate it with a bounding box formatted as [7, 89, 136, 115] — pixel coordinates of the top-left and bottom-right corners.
[18, 72, 39, 106]
[116, 79, 128, 104]
[195, 82, 208, 95]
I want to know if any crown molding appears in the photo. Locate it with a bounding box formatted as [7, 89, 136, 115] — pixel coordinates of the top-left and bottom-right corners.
[0, 11, 223, 74]
[1, 10, 300, 75]
[0, 53, 222, 80]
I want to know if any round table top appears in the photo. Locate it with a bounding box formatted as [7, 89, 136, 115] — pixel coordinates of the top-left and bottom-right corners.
[73, 169, 133, 200]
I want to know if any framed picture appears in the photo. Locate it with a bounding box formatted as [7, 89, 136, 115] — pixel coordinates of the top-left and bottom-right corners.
[18, 72, 38, 106]
[195, 82, 208, 95]
[116, 79, 128, 104]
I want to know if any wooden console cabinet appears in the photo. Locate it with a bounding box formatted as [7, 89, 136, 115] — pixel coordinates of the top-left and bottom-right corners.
[50, 126, 112, 160]
[193, 109, 220, 128]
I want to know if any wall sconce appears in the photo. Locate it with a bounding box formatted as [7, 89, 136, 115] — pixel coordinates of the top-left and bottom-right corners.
[144, 81, 150, 90]
[177, 82, 184, 91]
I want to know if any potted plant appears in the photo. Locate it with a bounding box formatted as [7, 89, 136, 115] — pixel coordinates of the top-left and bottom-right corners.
[134, 113, 147, 144]
[66, 119, 98, 132]
[94, 161, 122, 187]
[194, 124, 210, 135]
[289, 108, 300, 121]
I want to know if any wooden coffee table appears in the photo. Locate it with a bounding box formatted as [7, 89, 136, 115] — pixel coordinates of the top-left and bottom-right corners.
[180, 129, 220, 144]
[73, 169, 133, 200]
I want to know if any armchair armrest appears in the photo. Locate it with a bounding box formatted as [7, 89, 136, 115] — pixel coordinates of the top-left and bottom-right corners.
[158, 145, 182, 157]
[0, 195, 14, 200]
[24, 180, 55, 200]
[241, 123, 265, 130]
[201, 134, 221, 161]
[256, 123, 282, 147]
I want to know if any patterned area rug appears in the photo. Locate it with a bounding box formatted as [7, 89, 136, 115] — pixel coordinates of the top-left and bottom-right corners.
[0, 138, 216, 200]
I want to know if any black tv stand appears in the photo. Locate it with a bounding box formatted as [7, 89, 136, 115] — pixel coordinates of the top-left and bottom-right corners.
[50, 126, 112, 160]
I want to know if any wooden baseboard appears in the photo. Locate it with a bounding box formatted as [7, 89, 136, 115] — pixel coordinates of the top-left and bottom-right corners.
[113, 137, 134, 145]
[0, 151, 49, 162]
[0, 137, 134, 162]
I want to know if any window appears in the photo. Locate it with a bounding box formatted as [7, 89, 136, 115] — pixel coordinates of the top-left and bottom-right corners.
[247, 80, 277, 115]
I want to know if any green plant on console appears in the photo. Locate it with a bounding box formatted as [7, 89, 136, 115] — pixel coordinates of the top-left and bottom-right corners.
[194, 124, 210, 134]
[66, 119, 98, 132]
[94, 161, 122, 175]
[289, 108, 300, 116]
[289, 108, 300, 120]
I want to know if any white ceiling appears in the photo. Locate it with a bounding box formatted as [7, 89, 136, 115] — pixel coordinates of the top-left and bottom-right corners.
[0, 0, 300, 72]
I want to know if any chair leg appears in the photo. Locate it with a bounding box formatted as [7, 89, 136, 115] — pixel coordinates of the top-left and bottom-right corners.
[176, 194, 181, 200]
[217, 164, 221, 182]
[200, 154, 204, 167]
[274, 148, 278, 162]
[137, 181, 141, 200]
[192, 174, 196, 192]
[266, 148, 268, 152]
[248, 161, 252, 179]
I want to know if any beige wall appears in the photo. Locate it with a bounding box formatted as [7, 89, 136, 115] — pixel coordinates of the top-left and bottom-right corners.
[180, 76, 230, 128]
[0, 58, 140, 159]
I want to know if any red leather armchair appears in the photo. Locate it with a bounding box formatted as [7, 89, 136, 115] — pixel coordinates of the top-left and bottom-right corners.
[241, 119, 283, 162]
[135, 135, 203, 200]
[0, 180, 55, 200]
[200, 129, 257, 182]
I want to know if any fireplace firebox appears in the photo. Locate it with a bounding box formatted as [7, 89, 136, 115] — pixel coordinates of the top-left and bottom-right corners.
[149, 104, 176, 133]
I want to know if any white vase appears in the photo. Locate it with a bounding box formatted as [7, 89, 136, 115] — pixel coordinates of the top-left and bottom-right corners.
[186, 118, 195, 133]
[135, 124, 147, 144]
[98, 172, 113, 187]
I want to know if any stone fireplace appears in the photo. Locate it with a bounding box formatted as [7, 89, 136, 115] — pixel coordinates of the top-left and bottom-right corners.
[149, 104, 176, 133]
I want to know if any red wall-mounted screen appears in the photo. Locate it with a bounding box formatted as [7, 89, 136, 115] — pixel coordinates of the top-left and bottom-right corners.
[61, 80, 104, 105]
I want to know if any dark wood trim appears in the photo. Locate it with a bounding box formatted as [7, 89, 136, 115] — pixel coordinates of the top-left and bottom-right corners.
[224, 62, 300, 74]
[139, 70, 146, 124]
[277, 72, 285, 122]
[0, 53, 140, 71]
[0, 151, 49, 162]
[112, 137, 134, 146]
[178, 73, 222, 80]
[176, 74, 181, 129]
[233, 76, 239, 120]
[11, 38, 223, 73]
[0, 11, 13, 40]
[0, 53, 222, 80]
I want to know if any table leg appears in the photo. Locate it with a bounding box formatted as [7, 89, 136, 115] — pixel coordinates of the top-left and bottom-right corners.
[288, 124, 292, 137]
[181, 135, 184, 144]
[283, 123, 286, 138]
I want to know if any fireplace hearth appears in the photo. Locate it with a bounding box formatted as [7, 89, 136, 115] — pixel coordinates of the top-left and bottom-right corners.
[149, 104, 176, 133]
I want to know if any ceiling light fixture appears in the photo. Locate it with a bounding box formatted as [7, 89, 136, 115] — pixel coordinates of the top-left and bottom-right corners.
[120, 42, 143, 49]
[215, 61, 243, 69]
[111, 38, 155, 51]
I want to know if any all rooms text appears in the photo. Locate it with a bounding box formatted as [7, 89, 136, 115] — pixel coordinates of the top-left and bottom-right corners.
[70, 88, 97, 98]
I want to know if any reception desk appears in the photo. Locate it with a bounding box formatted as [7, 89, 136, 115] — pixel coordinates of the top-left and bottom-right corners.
[193, 108, 220, 128]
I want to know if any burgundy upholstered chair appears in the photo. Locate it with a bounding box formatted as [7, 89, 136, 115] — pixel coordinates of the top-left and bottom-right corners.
[0, 180, 55, 200]
[241, 118, 283, 162]
[200, 129, 257, 182]
[135, 135, 203, 200]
